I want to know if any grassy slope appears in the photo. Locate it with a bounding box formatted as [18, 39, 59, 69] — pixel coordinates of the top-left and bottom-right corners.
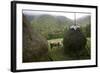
[48, 38, 91, 61]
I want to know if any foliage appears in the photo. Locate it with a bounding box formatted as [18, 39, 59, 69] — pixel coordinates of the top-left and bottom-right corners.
[81, 24, 91, 37]
[85, 24, 91, 37]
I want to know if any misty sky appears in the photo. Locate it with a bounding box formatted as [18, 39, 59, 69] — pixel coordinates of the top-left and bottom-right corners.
[23, 10, 90, 20]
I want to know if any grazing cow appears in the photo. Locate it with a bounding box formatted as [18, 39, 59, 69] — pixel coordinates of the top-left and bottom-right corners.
[50, 42, 60, 49]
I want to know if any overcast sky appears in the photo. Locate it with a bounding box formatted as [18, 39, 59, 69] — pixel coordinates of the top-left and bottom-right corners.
[23, 10, 90, 20]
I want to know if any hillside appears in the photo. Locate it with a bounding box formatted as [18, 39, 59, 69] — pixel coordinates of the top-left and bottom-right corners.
[24, 14, 91, 39]
[77, 15, 91, 27]
[29, 14, 73, 39]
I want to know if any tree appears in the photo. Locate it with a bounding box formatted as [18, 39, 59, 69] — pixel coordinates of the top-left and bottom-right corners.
[85, 24, 91, 37]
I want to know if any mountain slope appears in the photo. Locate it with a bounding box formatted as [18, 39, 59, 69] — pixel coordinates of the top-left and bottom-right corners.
[77, 15, 91, 27]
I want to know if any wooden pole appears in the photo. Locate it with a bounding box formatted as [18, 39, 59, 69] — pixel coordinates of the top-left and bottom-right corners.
[74, 13, 77, 26]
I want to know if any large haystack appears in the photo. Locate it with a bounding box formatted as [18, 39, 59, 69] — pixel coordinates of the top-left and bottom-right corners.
[23, 15, 50, 62]
[63, 27, 87, 59]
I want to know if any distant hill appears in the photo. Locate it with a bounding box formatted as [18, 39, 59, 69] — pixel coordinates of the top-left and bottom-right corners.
[30, 14, 74, 39]
[24, 14, 91, 39]
[77, 15, 91, 27]
[25, 14, 91, 27]
[56, 16, 73, 26]
[25, 14, 35, 22]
